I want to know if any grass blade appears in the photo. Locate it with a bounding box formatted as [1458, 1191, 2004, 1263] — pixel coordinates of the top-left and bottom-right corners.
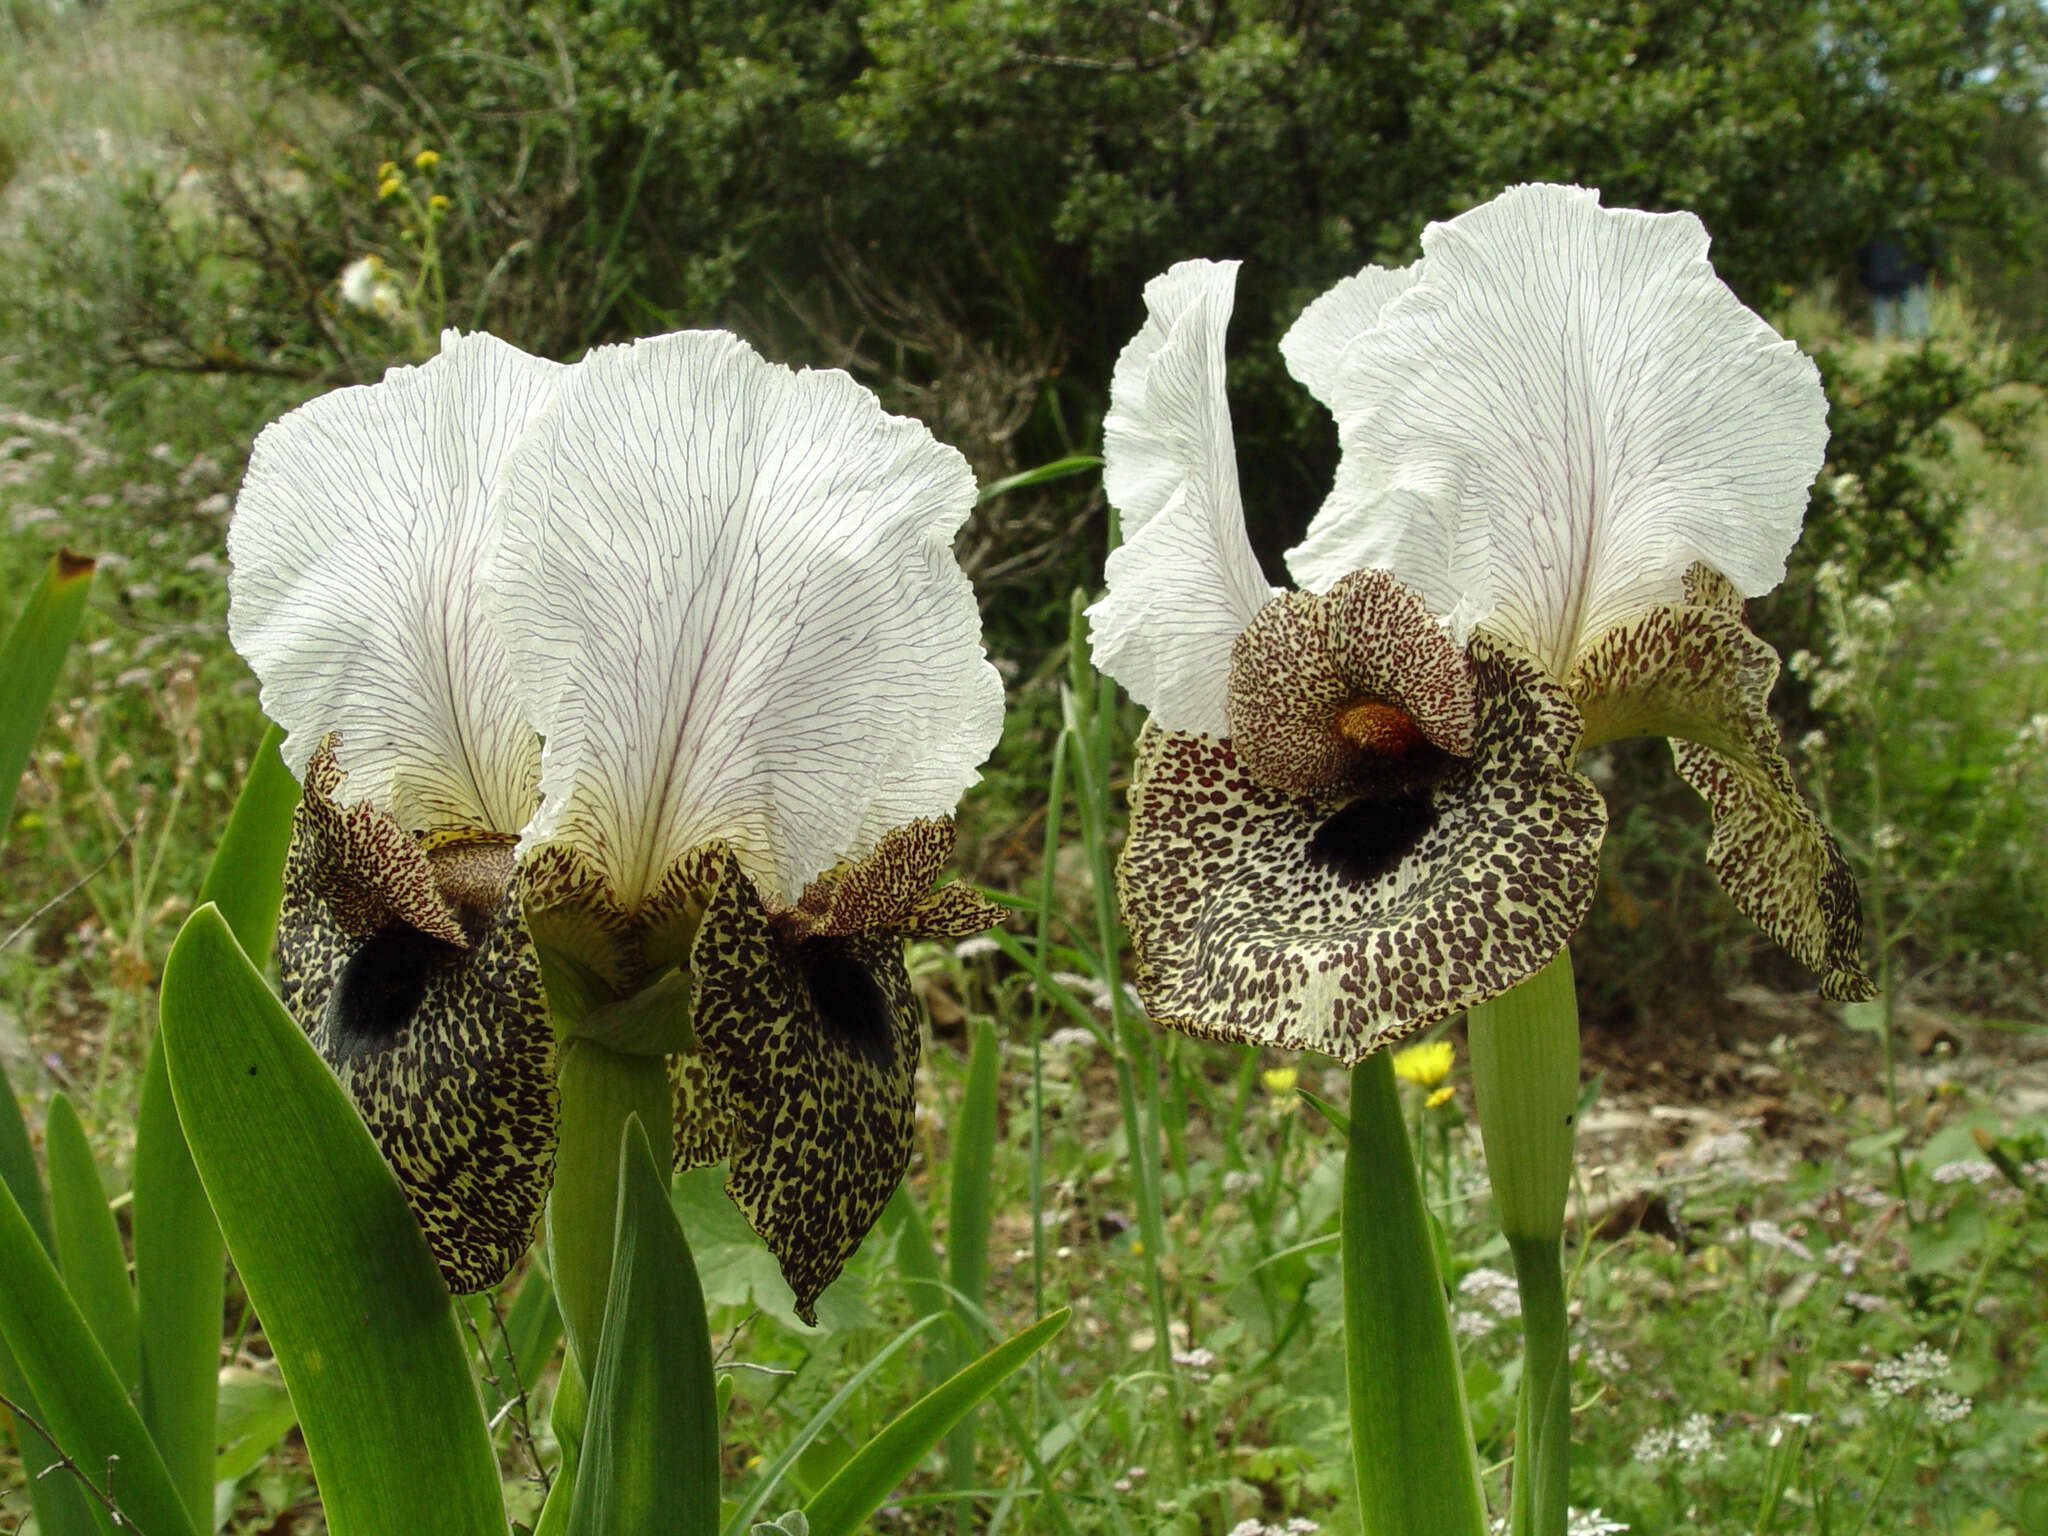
[945, 1017, 1001, 1525]
[802, 1308, 1071, 1536]
[194, 722, 299, 966]
[0, 548, 94, 843]
[565, 1116, 720, 1536]
[160, 904, 505, 1536]
[134, 1028, 224, 1529]
[720, 1313, 948, 1536]
[975, 454, 1104, 505]
[0, 1052, 52, 1258]
[43, 1092, 141, 1396]
[0, 1163, 199, 1536]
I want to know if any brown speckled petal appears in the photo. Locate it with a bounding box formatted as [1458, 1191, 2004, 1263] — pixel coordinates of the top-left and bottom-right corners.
[1227, 569, 1476, 797]
[276, 764, 557, 1293]
[783, 820, 1001, 941]
[689, 850, 922, 1324]
[1570, 585, 1874, 1001]
[1121, 636, 1605, 1062]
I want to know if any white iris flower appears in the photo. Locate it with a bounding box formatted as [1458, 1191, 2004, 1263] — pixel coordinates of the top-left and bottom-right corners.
[228, 328, 1004, 1318]
[1088, 183, 1871, 1063]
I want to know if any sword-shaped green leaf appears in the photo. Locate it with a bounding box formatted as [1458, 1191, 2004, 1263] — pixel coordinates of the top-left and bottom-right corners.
[43, 1093, 140, 1397]
[0, 1162, 199, 1536]
[565, 1115, 720, 1536]
[194, 722, 298, 968]
[160, 904, 505, 1536]
[0, 548, 94, 844]
[802, 1308, 1070, 1536]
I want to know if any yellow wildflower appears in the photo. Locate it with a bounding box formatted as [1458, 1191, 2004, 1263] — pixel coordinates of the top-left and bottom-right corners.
[428, 194, 451, 213]
[1425, 1085, 1455, 1110]
[377, 176, 403, 200]
[414, 148, 441, 172]
[376, 160, 397, 179]
[1393, 1039, 1455, 1089]
[1259, 1066, 1298, 1097]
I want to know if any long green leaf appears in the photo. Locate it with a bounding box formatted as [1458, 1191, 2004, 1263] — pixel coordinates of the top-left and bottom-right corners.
[135, 1028, 224, 1529]
[974, 454, 1103, 505]
[133, 727, 289, 1532]
[160, 904, 505, 1536]
[802, 1309, 1070, 1536]
[944, 1017, 1001, 1525]
[0, 1051, 52, 1256]
[0, 1166, 199, 1536]
[1343, 1052, 1488, 1536]
[194, 722, 299, 966]
[0, 1060, 97, 1536]
[0, 548, 94, 843]
[565, 1116, 720, 1536]
[44, 1092, 141, 1397]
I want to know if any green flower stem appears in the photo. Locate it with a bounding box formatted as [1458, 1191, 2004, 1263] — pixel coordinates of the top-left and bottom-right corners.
[1343, 1050, 1489, 1536]
[549, 1039, 673, 1379]
[1467, 951, 1581, 1536]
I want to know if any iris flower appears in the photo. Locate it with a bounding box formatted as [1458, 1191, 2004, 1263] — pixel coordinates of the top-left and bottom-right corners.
[229, 328, 1003, 1319]
[1088, 183, 1872, 1064]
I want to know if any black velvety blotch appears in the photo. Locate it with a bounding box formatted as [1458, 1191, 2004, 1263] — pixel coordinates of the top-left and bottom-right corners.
[324, 924, 461, 1059]
[798, 939, 895, 1070]
[1308, 790, 1440, 884]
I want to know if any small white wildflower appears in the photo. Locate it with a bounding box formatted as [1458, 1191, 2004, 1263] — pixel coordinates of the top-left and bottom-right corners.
[1870, 1342, 1951, 1403]
[1870, 823, 1904, 852]
[1226, 1522, 1269, 1536]
[1567, 1511, 1629, 1536]
[1171, 1348, 1215, 1370]
[1795, 728, 1828, 759]
[1930, 1159, 1999, 1187]
[1045, 1025, 1094, 1052]
[1843, 1290, 1885, 1312]
[1457, 1267, 1522, 1318]
[1673, 1412, 1716, 1460]
[951, 934, 1000, 960]
[1925, 1388, 1972, 1426]
[1284, 1521, 1319, 1535]
[336, 255, 405, 318]
[1824, 1241, 1859, 1276]
[1113, 1478, 1133, 1494]
[1221, 1169, 1259, 1196]
[1579, 1340, 1628, 1378]
[1452, 1308, 1497, 1340]
[1631, 1427, 1677, 1466]
[1744, 1220, 1814, 1261]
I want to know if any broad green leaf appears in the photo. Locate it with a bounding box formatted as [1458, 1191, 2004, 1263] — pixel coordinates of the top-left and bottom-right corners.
[195, 722, 300, 966]
[44, 1092, 140, 1396]
[944, 1018, 1000, 1516]
[0, 1163, 199, 1536]
[135, 1029, 225, 1529]
[0, 548, 94, 843]
[802, 1308, 1070, 1536]
[565, 1116, 720, 1536]
[1341, 1052, 1488, 1536]
[160, 904, 505, 1536]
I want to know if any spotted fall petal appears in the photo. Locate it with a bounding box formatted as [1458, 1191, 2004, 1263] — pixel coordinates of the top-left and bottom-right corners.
[488, 330, 1003, 913]
[1284, 183, 1828, 676]
[686, 826, 996, 1323]
[1120, 636, 1605, 1061]
[228, 330, 555, 835]
[1570, 568, 1873, 1000]
[1087, 260, 1275, 738]
[275, 753, 556, 1292]
[1227, 568, 1476, 797]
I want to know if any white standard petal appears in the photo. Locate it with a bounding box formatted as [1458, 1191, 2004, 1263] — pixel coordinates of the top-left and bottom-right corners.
[489, 329, 1003, 910]
[1285, 183, 1828, 677]
[227, 329, 556, 835]
[1088, 260, 1274, 737]
[1278, 262, 1419, 413]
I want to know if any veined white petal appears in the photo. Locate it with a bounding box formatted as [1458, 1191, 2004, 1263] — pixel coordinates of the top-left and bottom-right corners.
[1089, 260, 1274, 737]
[489, 330, 1002, 910]
[227, 330, 556, 835]
[1285, 183, 1828, 677]
[1279, 262, 1418, 412]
